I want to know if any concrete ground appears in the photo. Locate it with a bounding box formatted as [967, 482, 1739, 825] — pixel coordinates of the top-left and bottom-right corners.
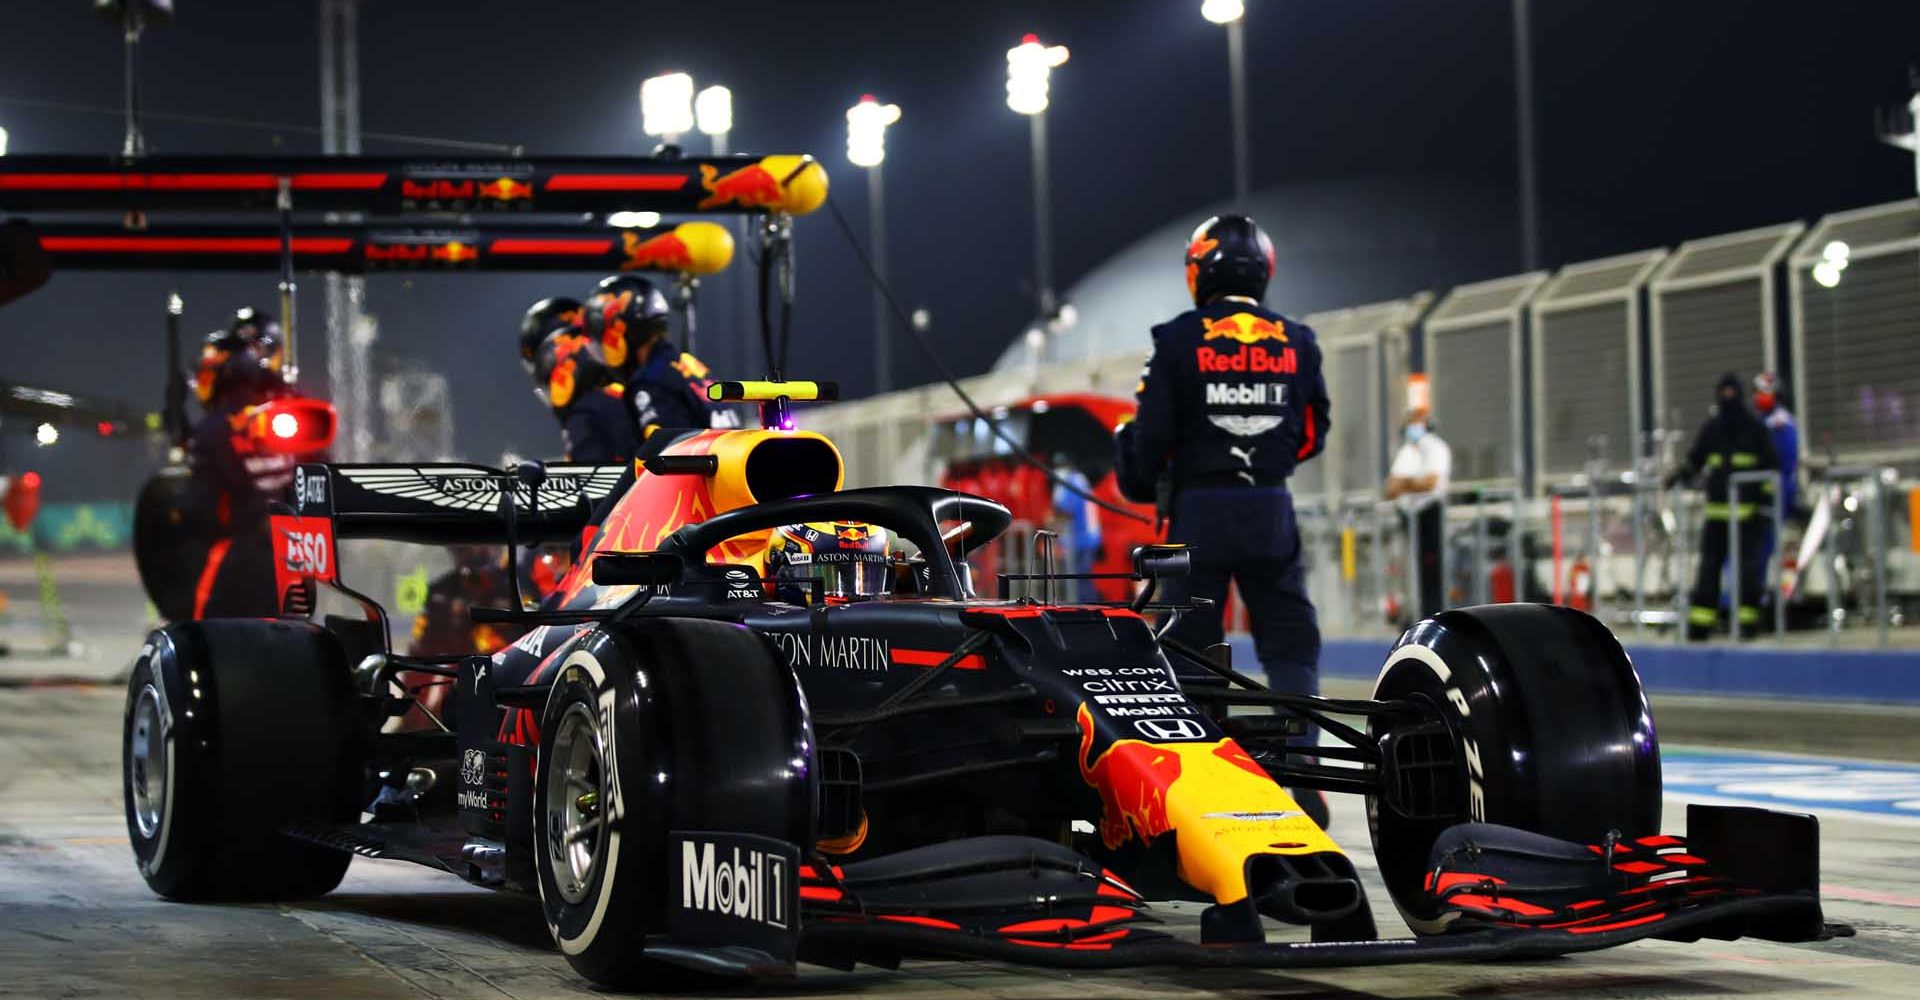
[3, 553, 1918, 998]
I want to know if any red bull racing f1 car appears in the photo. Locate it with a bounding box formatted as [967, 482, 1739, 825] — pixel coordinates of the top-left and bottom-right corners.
[120, 380, 1845, 990]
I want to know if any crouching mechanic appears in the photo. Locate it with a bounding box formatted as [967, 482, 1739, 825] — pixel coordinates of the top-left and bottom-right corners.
[579, 274, 731, 436]
[1115, 214, 1332, 825]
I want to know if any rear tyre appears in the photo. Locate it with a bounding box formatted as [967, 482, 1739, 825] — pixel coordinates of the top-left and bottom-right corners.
[534, 619, 813, 989]
[123, 620, 362, 900]
[1366, 604, 1660, 932]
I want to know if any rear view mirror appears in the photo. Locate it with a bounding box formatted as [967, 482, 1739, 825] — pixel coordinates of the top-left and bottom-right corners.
[1132, 544, 1190, 581]
[0, 220, 51, 309]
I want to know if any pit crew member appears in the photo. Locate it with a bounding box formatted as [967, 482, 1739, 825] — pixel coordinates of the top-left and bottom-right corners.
[1116, 214, 1331, 825]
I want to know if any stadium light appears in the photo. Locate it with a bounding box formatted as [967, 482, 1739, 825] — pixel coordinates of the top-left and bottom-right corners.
[606, 210, 662, 229]
[695, 85, 733, 137]
[846, 94, 901, 167]
[1813, 240, 1850, 288]
[35, 422, 58, 447]
[0, 125, 9, 157]
[1006, 34, 1069, 115]
[1201, 0, 1245, 24]
[640, 72, 695, 139]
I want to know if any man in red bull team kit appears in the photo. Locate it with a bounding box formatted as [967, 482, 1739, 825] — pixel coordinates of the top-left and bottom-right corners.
[529, 327, 639, 464]
[579, 275, 731, 436]
[1115, 215, 1332, 825]
[519, 295, 639, 464]
[186, 308, 313, 617]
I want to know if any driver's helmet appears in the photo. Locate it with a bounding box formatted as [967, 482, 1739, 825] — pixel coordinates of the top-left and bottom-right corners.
[764, 521, 893, 603]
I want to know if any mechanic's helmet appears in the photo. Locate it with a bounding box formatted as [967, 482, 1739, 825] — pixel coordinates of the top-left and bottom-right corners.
[519, 296, 583, 375]
[1185, 214, 1276, 305]
[531, 329, 613, 410]
[1752, 371, 1782, 414]
[228, 306, 285, 376]
[581, 275, 671, 373]
[1716, 371, 1744, 408]
[194, 329, 274, 405]
[764, 521, 894, 604]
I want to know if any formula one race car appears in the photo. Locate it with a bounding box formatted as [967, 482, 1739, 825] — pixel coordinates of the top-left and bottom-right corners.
[120, 380, 1844, 989]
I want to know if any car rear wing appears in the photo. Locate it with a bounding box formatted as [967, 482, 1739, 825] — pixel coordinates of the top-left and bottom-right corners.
[287, 462, 627, 546]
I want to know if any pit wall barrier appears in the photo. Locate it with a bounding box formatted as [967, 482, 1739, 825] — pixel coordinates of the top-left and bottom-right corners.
[1241, 634, 1920, 706]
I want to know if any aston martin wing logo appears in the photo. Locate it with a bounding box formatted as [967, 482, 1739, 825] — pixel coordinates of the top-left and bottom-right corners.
[337, 464, 628, 512]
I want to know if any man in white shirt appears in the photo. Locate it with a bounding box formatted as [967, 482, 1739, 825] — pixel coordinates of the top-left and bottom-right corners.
[1385, 404, 1452, 618]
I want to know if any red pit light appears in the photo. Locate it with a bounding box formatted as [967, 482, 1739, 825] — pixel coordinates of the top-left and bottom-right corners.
[97, 421, 114, 436]
[249, 398, 338, 453]
[21, 472, 41, 489]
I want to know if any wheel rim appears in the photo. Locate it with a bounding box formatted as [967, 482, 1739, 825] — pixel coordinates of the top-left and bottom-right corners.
[129, 683, 169, 840]
[544, 702, 607, 905]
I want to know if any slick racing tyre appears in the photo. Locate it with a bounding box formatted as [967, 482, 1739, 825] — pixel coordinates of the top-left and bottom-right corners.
[1366, 604, 1660, 932]
[534, 618, 814, 989]
[123, 620, 362, 900]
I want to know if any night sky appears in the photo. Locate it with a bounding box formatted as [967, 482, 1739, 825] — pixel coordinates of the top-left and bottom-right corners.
[2, 0, 1917, 497]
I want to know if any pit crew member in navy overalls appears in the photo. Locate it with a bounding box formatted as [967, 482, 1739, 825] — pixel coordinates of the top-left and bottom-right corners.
[1115, 214, 1332, 825]
[579, 275, 729, 437]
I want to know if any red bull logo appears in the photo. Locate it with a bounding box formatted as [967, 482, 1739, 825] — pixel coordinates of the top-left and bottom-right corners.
[1201, 313, 1288, 345]
[431, 241, 478, 263]
[1074, 703, 1344, 904]
[621, 230, 695, 272]
[479, 177, 533, 201]
[1076, 704, 1182, 850]
[1197, 344, 1296, 374]
[698, 163, 786, 210]
[401, 179, 477, 201]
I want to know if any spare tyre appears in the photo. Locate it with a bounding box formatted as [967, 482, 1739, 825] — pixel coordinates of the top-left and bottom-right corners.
[1366, 603, 1660, 932]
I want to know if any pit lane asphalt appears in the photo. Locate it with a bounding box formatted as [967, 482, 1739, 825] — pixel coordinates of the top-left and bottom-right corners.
[3, 556, 1919, 998]
[6, 692, 1920, 998]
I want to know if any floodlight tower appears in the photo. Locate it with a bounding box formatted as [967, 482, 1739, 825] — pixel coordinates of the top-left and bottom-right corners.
[848, 95, 903, 393]
[1007, 34, 1070, 330]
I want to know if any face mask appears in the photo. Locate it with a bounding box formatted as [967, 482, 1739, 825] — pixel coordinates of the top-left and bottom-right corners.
[1405, 423, 1427, 444]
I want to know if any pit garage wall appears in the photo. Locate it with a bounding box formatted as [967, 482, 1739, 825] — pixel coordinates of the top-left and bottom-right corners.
[1422, 273, 1548, 493]
[1788, 199, 1920, 471]
[1650, 222, 1803, 454]
[1528, 249, 1665, 488]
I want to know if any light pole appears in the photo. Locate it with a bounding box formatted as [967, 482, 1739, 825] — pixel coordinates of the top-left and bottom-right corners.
[1512, 0, 1541, 271]
[641, 72, 695, 146]
[1008, 34, 1069, 336]
[1202, 0, 1250, 206]
[848, 94, 902, 394]
[695, 84, 735, 371]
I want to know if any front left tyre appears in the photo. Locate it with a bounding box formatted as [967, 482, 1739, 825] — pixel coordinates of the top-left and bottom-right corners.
[534, 618, 814, 989]
[124, 619, 363, 901]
